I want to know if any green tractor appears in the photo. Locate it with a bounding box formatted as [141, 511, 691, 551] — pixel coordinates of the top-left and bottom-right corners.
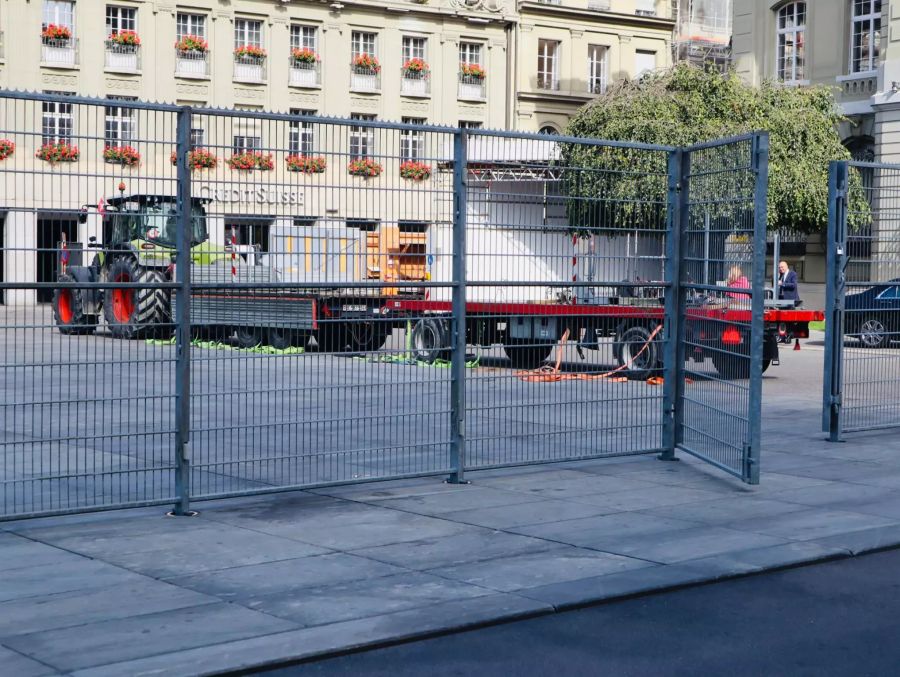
[52, 194, 219, 338]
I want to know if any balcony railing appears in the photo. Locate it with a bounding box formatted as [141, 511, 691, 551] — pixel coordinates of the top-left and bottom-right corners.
[41, 37, 78, 67]
[536, 75, 560, 91]
[400, 69, 430, 97]
[233, 55, 266, 83]
[587, 0, 611, 9]
[289, 59, 320, 87]
[105, 41, 140, 73]
[175, 49, 209, 78]
[350, 65, 381, 92]
[458, 73, 486, 101]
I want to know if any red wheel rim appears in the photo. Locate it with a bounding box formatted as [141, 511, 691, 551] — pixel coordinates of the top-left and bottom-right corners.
[112, 272, 135, 323]
[58, 289, 74, 324]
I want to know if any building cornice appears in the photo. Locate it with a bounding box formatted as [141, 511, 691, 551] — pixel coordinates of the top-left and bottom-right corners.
[517, 90, 592, 105]
[516, 2, 674, 29]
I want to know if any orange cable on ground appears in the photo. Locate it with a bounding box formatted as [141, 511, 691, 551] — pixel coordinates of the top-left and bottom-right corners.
[516, 324, 664, 383]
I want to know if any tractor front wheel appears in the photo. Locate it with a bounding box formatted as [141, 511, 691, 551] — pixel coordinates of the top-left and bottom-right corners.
[53, 273, 97, 335]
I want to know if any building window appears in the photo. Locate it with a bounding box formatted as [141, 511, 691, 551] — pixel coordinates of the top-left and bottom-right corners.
[588, 44, 608, 94]
[352, 31, 377, 59]
[42, 95, 73, 143]
[537, 40, 560, 90]
[232, 135, 261, 153]
[776, 2, 806, 83]
[350, 113, 375, 158]
[106, 5, 136, 34]
[234, 18, 262, 49]
[851, 0, 881, 74]
[459, 120, 482, 129]
[43, 0, 75, 33]
[190, 128, 205, 148]
[634, 50, 657, 78]
[402, 36, 426, 62]
[104, 97, 137, 145]
[290, 24, 317, 51]
[347, 219, 378, 232]
[294, 216, 318, 228]
[400, 117, 425, 161]
[539, 125, 559, 135]
[176, 12, 206, 40]
[459, 41, 482, 67]
[289, 109, 316, 155]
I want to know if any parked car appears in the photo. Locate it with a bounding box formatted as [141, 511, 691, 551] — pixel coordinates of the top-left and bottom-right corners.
[844, 278, 900, 348]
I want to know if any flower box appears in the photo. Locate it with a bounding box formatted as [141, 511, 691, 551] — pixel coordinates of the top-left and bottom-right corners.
[36, 141, 79, 164]
[399, 160, 431, 181]
[227, 151, 274, 171]
[41, 24, 72, 42]
[460, 63, 486, 79]
[103, 145, 141, 167]
[107, 30, 140, 48]
[286, 155, 327, 174]
[170, 148, 218, 170]
[175, 35, 208, 53]
[291, 48, 319, 65]
[348, 158, 382, 178]
[234, 45, 266, 60]
[0, 139, 14, 161]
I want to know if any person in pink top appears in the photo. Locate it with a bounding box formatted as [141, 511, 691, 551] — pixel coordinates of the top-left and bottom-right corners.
[726, 265, 750, 299]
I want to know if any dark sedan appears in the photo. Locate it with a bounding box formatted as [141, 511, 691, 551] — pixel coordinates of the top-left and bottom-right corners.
[845, 278, 900, 348]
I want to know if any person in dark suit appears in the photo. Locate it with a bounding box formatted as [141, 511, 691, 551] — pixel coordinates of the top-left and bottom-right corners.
[778, 260, 800, 303]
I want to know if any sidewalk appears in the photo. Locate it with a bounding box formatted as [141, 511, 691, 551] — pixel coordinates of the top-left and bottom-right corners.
[3, 335, 900, 676]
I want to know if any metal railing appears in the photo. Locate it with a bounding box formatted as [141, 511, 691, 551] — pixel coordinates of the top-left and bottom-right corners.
[536, 75, 560, 91]
[41, 37, 79, 67]
[457, 73, 486, 100]
[350, 65, 381, 92]
[105, 41, 141, 72]
[824, 160, 900, 440]
[175, 49, 209, 78]
[400, 69, 430, 96]
[289, 59, 320, 87]
[0, 90, 770, 520]
[233, 55, 267, 83]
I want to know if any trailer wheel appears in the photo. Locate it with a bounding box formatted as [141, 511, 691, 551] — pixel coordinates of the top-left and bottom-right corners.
[53, 273, 97, 335]
[503, 339, 555, 370]
[711, 352, 751, 379]
[346, 320, 390, 352]
[103, 259, 168, 339]
[614, 325, 661, 380]
[235, 326, 263, 349]
[316, 323, 349, 353]
[266, 328, 294, 350]
[412, 319, 451, 363]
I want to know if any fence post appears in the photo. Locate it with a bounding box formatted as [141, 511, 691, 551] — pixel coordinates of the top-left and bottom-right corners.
[745, 132, 770, 485]
[823, 161, 848, 442]
[172, 106, 193, 514]
[661, 148, 686, 460]
[448, 129, 468, 484]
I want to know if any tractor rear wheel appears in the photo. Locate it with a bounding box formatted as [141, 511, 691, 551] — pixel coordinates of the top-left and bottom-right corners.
[103, 259, 169, 339]
[53, 273, 97, 335]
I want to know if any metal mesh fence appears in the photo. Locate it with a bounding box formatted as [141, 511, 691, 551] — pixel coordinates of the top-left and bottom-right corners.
[0, 91, 771, 519]
[825, 161, 900, 438]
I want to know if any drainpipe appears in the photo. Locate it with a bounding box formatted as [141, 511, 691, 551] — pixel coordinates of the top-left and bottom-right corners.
[505, 20, 517, 130]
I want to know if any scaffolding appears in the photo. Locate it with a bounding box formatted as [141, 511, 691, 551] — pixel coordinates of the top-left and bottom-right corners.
[673, 0, 732, 71]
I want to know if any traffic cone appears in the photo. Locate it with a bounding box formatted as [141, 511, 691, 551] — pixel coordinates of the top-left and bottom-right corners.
[794, 338, 801, 351]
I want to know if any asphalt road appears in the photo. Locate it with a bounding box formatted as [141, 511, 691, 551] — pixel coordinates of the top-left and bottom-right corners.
[263, 548, 900, 677]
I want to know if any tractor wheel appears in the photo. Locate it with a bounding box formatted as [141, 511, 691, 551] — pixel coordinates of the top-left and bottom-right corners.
[411, 318, 451, 363]
[52, 273, 97, 335]
[503, 339, 555, 370]
[235, 326, 264, 349]
[103, 259, 168, 339]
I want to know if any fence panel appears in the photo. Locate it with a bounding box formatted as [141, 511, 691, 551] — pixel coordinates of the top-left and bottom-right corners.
[0, 92, 182, 517]
[675, 134, 768, 484]
[824, 161, 900, 439]
[460, 131, 674, 471]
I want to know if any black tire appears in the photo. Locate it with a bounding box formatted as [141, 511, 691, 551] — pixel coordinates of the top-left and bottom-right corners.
[614, 325, 661, 380]
[235, 326, 263, 349]
[412, 319, 451, 363]
[762, 359, 772, 374]
[503, 339, 555, 370]
[711, 351, 751, 379]
[315, 322, 349, 353]
[52, 273, 97, 335]
[345, 320, 391, 352]
[103, 259, 169, 339]
[858, 316, 888, 349]
[191, 326, 229, 343]
[266, 328, 294, 350]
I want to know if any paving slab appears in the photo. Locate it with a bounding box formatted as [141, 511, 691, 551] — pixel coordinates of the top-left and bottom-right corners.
[439, 498, 615, 530]
[3, 602, 299, 673]
[730, 508, 900, 542]
[0, 645, 60, 677]
[0, 559, 150, 604]
[0, 532, 89, 572]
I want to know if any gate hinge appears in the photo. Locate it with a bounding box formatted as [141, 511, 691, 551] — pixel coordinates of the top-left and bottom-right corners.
[829, 395, 842, 407]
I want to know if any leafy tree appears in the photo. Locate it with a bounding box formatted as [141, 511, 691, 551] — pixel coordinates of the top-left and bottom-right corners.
[562, 63, 865, 235]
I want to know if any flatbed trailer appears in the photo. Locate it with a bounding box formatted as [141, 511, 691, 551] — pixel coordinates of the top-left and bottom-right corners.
[384, 297, 825, 379]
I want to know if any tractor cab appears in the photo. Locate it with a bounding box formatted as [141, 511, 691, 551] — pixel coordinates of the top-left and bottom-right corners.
[98, 194, 210, 250]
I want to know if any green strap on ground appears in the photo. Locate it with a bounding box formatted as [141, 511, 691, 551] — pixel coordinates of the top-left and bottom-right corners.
[145, 337, 305, 355]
